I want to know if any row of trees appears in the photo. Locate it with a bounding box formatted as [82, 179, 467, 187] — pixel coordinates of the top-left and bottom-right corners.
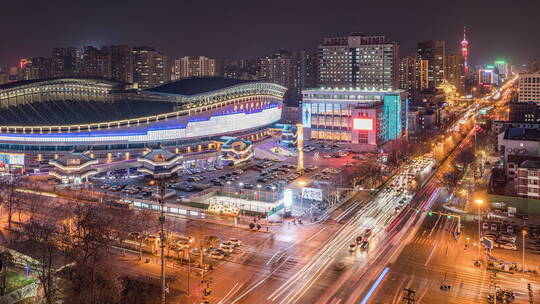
[0, 178, 171, 304]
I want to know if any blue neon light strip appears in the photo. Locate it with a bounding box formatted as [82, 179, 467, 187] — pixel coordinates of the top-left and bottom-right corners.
[360, 267, 390, 304]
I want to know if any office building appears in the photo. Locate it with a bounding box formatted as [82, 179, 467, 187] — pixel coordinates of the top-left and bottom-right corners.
[417, 41, 445, 89]
[518, 73, 540, 103]
[52, 47, 79, 77]
[301, 88, 408, 152]
[445, 53, 465, 95]
[478, 66, 499, 86]
[495, 59, 509, 81]
[172, 56, 219, 80]
[318, 33, 399, 90]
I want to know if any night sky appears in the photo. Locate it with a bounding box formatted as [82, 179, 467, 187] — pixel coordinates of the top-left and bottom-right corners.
[1, 0, 539, 69]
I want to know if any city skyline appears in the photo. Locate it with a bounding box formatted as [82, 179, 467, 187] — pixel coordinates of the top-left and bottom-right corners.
[1, 0, 538, 69]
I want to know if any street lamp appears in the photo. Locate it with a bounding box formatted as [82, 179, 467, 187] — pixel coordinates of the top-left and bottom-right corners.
[475, 199, 484, 260]
[522, 229, 527, 276]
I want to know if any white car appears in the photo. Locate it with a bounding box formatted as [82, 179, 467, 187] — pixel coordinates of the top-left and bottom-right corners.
[210, 251, 224, 260]
[229, 238, 242, 247]
[348, 243, 357, 252]
[482, 222, 489, 230]
[490, 224, 498, 232]
[220, 242, 234, 253]
[499, 243, 517, 250]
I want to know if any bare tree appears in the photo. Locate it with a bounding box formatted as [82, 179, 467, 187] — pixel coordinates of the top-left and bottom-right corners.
[60, 203, 121, 304]
[0, 250, 14, 296]
[20, 219, 62, 304]
[132, 209, 158, 260]
[0, 177, 22, 229]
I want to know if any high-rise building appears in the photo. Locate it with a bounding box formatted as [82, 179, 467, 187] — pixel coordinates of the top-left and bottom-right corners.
[109, 45, 133, 83]
[494, 59, 509, 81]
[31, 57, 53, 79]
[291, 51, 317, 103]
[417, 40, 445, 89]
[80, 46, 100, 77]
[518, 73, 540, 103]
[18, 59, 34, 80]
[445, 54, 465, 95]
[52, 47, 79, 77]
[259, 50, 293, 88]
[172, 56, 219, 80]
[399, 53, 429, 93]
[220, 59, 259, 80]
[318, 33, 399, 90]
[132, 47, 168, 88]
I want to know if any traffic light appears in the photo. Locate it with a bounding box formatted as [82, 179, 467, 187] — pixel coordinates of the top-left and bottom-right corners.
[428, 212, 433, 216]
[447, 215, 451, 219]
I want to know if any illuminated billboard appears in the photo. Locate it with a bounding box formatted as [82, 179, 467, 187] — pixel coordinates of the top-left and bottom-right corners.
[352, 118, 374, 131]
[302, 187, 323, 201]
[302, 103, 312, 128]
[0, 153, 25, 166]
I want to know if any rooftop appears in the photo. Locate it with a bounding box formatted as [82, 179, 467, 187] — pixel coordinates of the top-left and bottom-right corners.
[504, 128, 540, 141]
[520, 160, 540, 169]
[145, 77, 256, 96]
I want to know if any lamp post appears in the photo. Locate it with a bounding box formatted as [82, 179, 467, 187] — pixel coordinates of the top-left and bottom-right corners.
[522, 230, 527, 276]
[475, 199, 484, 260]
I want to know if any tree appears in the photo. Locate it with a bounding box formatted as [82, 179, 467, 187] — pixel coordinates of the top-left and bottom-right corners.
[60, 203, 121, 304]
[0, 177, 22, 229]
[0, 250, 14, 296]
[132, 209, 158, 260]
[20, 219, 62, 304]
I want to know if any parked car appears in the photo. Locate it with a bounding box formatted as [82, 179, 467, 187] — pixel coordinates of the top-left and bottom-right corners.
[355, 236, 363, 244]
[210, 250, 224, 260]
[490, 224, 498, 232]
[348, 243, 357, 252]
[482, 222, 489, 230]
[498, 243, 517, 250]
[229, 238, 242, 246]
[360, 241, 369, 250]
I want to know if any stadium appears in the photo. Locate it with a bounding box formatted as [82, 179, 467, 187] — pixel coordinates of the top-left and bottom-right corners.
[0, 77, 286, 175]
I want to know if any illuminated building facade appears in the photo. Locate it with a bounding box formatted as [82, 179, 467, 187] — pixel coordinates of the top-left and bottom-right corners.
[318, 33, 399, 90]
[0, 77, 286, 172]
[301, 88, 408, 152]
[417, 40, 445, 89]
[518, 73, 540, 103]
[172, 56, 219, 80]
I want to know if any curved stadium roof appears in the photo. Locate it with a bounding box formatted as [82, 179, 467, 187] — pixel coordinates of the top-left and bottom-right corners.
[0, 77, 283, 127]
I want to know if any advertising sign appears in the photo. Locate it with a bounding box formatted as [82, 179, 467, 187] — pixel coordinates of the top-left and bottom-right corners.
[302, 103, 312, 128]
[302, 187, 323, 201]
[0, 153, 25, 166]
[352, 118, 374, 131]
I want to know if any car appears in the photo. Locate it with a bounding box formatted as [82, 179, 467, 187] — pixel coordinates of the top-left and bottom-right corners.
[498, 243, 517, 250]
[507, 226, 514, 234]
[364, 229, 372, 238]
[348, 243, 357, 252]
[360, 241, 369, 250]
[322, 154, 332, 159]
[229, 238, 242, 246]
[490, 224, 498, 232]
[220, 244, 234, 253]
[355, 236, 363, 244]
[242, 183, 254, 189]
[482, 222, 489, 230]
[210, 251, 224, 260]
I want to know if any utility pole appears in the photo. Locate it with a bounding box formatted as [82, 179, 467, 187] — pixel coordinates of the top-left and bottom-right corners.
[403, 288, 416, 304]
[158, 180, 167, 304]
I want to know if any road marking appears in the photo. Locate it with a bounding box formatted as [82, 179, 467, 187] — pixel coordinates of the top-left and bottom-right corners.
[230, 255, 290, 304]
[218, 282, 241, 304]
[425, 240, 438, 266]
[266, 250, 282, 265]
[306, 227, 327, 242]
